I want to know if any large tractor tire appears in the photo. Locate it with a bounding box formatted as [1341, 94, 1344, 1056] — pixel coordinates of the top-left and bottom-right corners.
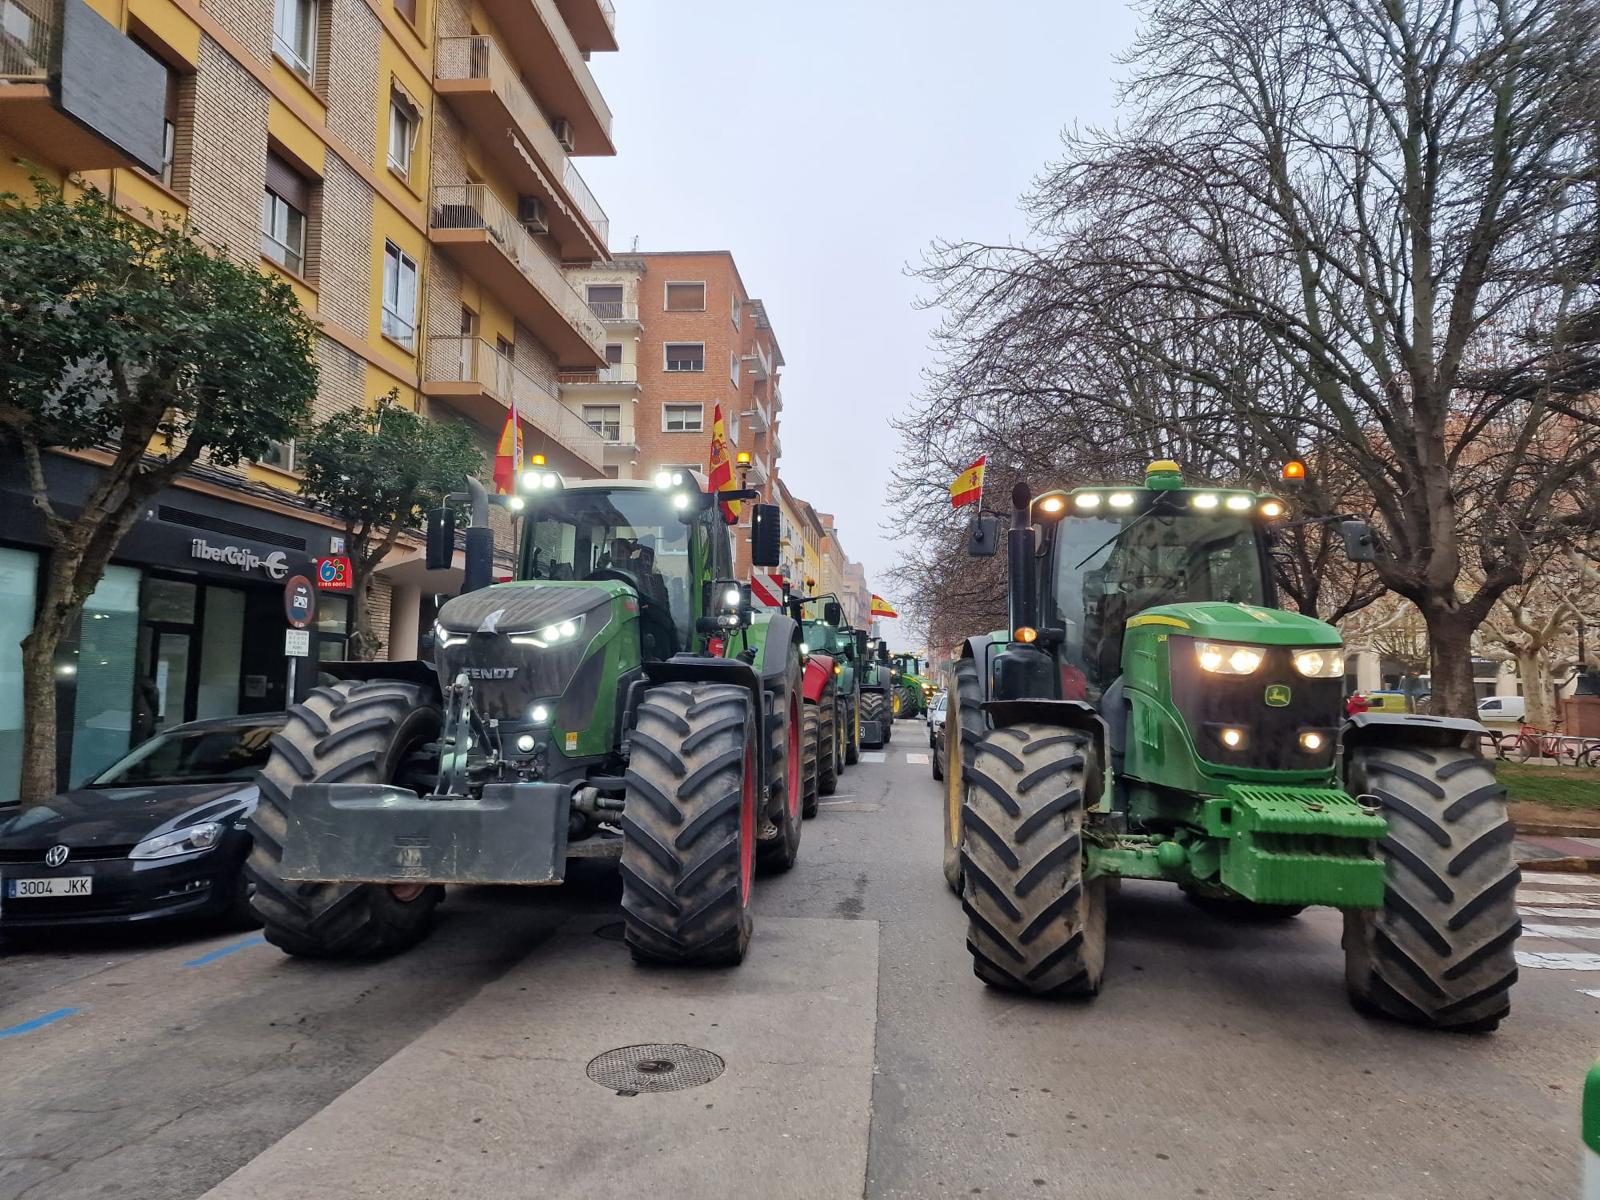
[621, 683, 757, 966]
[801, 704, 821, 819]
[861, 690, 889, 748]
[818, 689, 840, 797]
[845, 698, 861, 765]
[246, 680, 444, 959]
[1342, 742, 1520, 1032]
[942, 657, 987, 895]
[757, 655, 804, 875]
[960, 722, 1106, 996]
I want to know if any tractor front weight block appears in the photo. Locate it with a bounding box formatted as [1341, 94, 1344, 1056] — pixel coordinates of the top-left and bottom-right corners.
[279, 782, 571, 886]
[1203, 785, 1387, 908]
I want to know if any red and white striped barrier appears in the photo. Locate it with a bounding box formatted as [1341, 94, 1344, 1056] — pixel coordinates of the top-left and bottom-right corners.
[750, 571, 787, 610]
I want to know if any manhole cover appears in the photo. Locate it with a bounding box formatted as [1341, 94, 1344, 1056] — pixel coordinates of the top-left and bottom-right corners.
[594, 921, 626, 942]
[586, 1044, 725, 1093]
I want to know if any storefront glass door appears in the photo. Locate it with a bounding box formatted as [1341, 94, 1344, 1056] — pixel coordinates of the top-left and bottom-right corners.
[67, 566, 140, 785]
[0, 548, 38, 804]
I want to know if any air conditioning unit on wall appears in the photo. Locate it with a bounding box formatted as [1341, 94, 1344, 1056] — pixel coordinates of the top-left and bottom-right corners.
[518, 195, 549, 234]
[552, 119, 576, 152]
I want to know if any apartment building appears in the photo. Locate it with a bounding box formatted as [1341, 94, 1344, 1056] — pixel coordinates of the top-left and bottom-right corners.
[0, 0, 618, 794]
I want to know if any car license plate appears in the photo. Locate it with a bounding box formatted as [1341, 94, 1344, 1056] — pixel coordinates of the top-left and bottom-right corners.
[4, 876, 93, 898]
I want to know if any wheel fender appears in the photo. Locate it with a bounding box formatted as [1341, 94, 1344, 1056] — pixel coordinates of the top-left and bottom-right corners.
[959, 630, 1008, 701]
[802, 654, 836, 703]
[1342, 711, 1487, 751]
[756, 614, 802, 682]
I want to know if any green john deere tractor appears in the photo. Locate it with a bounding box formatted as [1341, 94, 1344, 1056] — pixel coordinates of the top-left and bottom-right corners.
[858, 637, 896, 748]
[891, 653, 933, 720]
[789, 592, 864, 812]
[247, 468, 806, 966]
[944, 460, 1519, 1032]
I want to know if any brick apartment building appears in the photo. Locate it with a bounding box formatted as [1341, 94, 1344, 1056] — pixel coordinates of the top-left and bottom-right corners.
[0, 0, 620, 795]
[565, 250, 785, 576]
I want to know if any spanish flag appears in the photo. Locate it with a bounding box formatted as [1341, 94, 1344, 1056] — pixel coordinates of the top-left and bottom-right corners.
[492, 400, 522, 496]
[949, 454, 987, 508]
[706, 401, 741, 523]
[870, 594, 898, 619]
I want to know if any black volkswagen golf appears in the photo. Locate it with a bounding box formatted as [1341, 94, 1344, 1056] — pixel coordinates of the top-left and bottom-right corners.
[0, 714, 283, 934]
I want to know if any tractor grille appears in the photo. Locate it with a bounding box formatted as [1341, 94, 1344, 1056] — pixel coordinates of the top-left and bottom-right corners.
[1169, 640, 1340, 770]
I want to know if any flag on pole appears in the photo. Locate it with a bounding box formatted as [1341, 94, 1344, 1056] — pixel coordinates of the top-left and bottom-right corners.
[707, 402, 741, 523]
[949, 454, 987, 508]
[492, 400, 522, 496]
[870, 594, 898, 619]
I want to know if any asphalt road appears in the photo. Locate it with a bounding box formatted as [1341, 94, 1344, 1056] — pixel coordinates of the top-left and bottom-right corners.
[1, 733, 1594, 1199]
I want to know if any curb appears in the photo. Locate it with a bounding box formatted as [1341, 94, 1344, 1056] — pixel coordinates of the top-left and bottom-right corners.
[1515, 855, 1600, 874]
[1514, 821, 1600, 838]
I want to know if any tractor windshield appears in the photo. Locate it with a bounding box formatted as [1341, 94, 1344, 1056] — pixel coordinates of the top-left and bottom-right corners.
[520, 489, 724, 650]
[1046, 512, 1267, 697]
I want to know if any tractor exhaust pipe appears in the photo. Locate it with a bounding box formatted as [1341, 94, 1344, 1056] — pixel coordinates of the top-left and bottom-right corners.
[1007, 481, 1037, 637]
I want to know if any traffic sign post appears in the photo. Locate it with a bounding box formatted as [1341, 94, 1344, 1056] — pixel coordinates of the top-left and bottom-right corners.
[283, 573, 317, 704]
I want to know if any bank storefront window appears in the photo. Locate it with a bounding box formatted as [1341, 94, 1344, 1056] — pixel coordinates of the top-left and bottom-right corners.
[0, 548, 38, 804]
[68, 566, 140, 785]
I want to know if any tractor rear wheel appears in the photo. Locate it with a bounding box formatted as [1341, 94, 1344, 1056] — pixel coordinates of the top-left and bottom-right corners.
[1342, 742, 1521, 1032]
[801, 703, 821, 818]
[818, 692, 840, 797]
[960, 722, 1106, 996]
[246, 680, 444, 959]
[757, 655, 804, 874]
[861, 691, 889, 747]
[621, 683, 757, 966]
[943, 657, 987, 895]
[845, 699, 860, 765]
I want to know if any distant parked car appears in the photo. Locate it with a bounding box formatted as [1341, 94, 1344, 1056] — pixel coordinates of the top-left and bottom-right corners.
[929, 695, 951, 781]
[926, 691, 946, 749]
[1477, 695, 1527, 724]
[0, 714, 283, 935]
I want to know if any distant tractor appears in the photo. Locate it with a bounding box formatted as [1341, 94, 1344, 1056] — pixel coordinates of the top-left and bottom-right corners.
[944, 461, 1519, 1032]
[247, 468, 806, 966]
[789, 592, 864, 811]
[891, 653, 933, 720]
[858, 637, 896, 748]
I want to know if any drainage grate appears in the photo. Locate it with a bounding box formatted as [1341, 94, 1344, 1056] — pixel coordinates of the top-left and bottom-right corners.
[594, 921, 626, 942]
[586, 1044, 725, 1094]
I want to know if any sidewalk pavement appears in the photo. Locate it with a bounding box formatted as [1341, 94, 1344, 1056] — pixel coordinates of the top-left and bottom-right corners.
[1516, 833, 1600, 873]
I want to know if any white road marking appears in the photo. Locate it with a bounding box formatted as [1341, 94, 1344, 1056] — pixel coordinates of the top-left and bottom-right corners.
[1516, 890, 1598, 906]
[1522, 872, 1600, 889]
[905, 753, 930, 765]
[1522, 924, 1600, 940]
[1521, 905, 1600, 919]
[1581, 989, 1600, 999]
[861, 752, 886, 763]
[1514, 950, 1600, 970]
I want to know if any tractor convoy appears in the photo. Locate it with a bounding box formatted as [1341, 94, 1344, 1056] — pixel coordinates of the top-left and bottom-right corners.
[248, 456, 1518, 1035]
[246, 467, 891, 967]
[941, 461, 1520, 1032]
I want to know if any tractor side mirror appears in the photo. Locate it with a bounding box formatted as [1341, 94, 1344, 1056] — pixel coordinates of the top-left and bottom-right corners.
[855, 631, 869, 659]
[1340, 520, 1377, 563]
[425, 507, 456, 570]
[824, 600, 842, 626]
[967, 512, 999, 557]
[462, 526, 494, 593]
[750, 504, 782, 567]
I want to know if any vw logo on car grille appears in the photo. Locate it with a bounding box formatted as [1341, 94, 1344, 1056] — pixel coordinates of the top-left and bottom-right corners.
[44, 845, 70, 868]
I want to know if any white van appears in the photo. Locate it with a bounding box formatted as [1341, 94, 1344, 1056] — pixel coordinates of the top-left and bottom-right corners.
[1477, 695, 1526, 724]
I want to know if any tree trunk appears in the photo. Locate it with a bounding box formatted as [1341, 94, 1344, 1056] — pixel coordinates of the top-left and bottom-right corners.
[348, 564, 380, 662]
[1517, 651, 1556, 729]
[17, 612, 70, 805]
[1424, 608, 1479, 719]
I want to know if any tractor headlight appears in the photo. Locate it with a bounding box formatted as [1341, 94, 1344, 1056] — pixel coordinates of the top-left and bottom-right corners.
[509, 614, 586, 649]
[1195, 641, 1265, 675]
[1292, 649, 1344, 678]
[433, 622, 469, 649]
[800, 642, 810, 656]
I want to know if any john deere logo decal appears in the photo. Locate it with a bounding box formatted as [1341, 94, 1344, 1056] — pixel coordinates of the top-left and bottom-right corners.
[1265, 684, 1292, 707]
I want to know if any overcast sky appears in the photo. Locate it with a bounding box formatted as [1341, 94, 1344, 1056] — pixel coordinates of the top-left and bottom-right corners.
[582, 1, 1143, 650]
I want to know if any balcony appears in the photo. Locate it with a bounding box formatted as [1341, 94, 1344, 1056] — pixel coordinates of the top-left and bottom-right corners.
[434, 37, 609, 259]
[553, 0, 618, 54]
[430, 185, 607, 366]
[741, 343, 772, 382]
[423, 336, 607, 476]
[0, 0, 166, 172]
[557, 363, 639, 390]
[742, 398, 770, 433]
[475, 0, 614, 155]
[586, 298, 640, 325]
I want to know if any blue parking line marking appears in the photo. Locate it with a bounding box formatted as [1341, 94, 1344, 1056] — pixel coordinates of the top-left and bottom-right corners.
[0, 1007, 79, 1039]
[183, 934, 266, 968]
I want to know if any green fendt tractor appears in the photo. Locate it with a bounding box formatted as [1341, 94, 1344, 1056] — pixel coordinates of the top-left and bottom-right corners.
[789, 592, 863, 811]
[944, 461, 1519, 1032]
[858, 637, 896, 748]
[891, 653, 933, 720]
[247, 468, 806, 966]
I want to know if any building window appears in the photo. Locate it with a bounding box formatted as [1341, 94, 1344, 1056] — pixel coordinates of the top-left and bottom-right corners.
[261, 152, 309, 275]
[272, 0, 317, 78]
[388, 91, 419, 179]
[731, 292, 741, 328]
[605, 343, 623, 365]
[664, 282, 705, 312]
[132, 39, 182, 189]
[664, 342, 704, 372]
[382, 241, 418, 350]
[587, 284, 624, 320]
[663, 404, 704, 433]
[583, 404, 621, 441]
[729, 351, 740, 388]
[259, 438, 297, 472]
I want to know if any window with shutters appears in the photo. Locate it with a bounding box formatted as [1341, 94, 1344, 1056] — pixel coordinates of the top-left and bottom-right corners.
[663, 404, 704, 433]
[664, 282, 705, 311]
[260, 152, 310, 276]
[664, 343, 704, 372]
